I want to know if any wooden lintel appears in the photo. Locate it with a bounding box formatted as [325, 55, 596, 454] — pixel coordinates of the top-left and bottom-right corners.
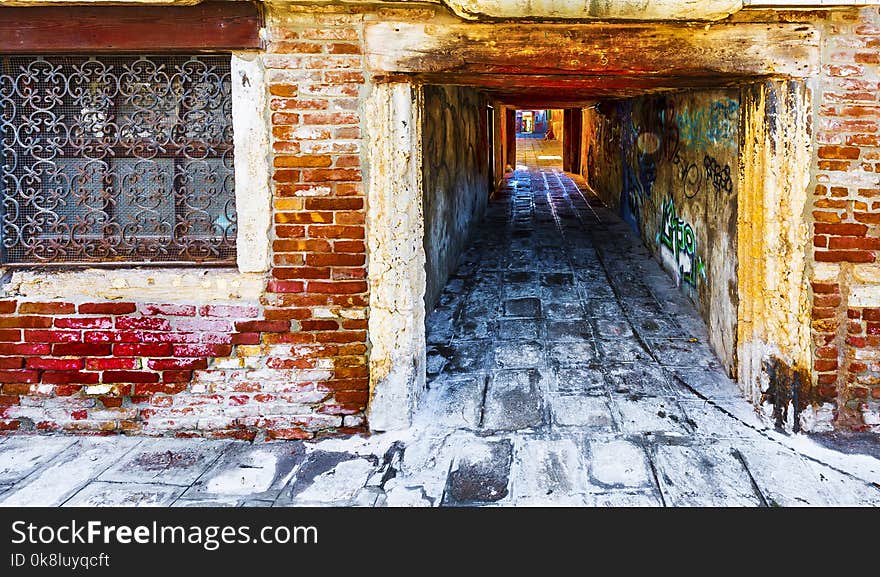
[0, 1, 262, 53]
[365, 21, 819, 79]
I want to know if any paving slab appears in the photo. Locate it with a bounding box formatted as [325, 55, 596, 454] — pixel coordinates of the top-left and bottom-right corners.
[182, 442, 306, 502]
[678, 400, 761, 440]
[482, 369, 545, 432]
[547, 341, 599, 367]
[587, 438, 653, 489]
[550, 395, 615, 429]
[444, 340, 494, 373]
[64, 482, 183, 507]
[442, 438, 513, 506]
[611, 393, 691, 434]
[591, 490, 664, 507]
[99, 438, 228, 486]
[631, 315, 688, 339]
[603, 363, 676, 397]
[426, 307, 457, 345]
[0, 437, 142, 507]
[591, 317, 636, 339]
[494, 340, 543, 369]
[734, 443, 833, 506]
[380, 478, 436, 507]
[645, 337, 723, 370]
[650, 441, 764, 507]
[0, 436, 76, 484]
[545, 320, 593, 342]
[421, 375, 485, 429]
[595, 338, 653, 363]
[552, 366, 606, 394]
[498, 318, 542, 341]
[543, 301, 586, 320]
[510, 437, 591, 506]
[801, 458, 880, 506]
[668, 366, 742, 399]
[503, 297, 542, 318]
[277, 452, 378, 506]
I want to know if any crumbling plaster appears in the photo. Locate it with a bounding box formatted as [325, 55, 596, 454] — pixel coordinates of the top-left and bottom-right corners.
[365, 82, 426, 431]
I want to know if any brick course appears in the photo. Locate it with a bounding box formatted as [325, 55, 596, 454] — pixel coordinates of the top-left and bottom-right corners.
[812, 8, 880, 430]
[0, 296, 365, 438]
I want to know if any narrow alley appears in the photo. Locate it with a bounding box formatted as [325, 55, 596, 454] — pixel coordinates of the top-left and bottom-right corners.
[1, 139, 878, 508]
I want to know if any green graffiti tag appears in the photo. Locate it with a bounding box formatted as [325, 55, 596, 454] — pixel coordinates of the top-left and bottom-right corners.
[657, 197, 707, 287]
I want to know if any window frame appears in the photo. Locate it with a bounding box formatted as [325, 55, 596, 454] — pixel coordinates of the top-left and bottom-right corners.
[0, 53, 239, 267]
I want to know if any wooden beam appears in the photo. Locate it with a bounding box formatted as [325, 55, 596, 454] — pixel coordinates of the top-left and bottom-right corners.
[0, 1, 262, 52]
[413, 72, 755, 103]
[365, 21, 819, 79]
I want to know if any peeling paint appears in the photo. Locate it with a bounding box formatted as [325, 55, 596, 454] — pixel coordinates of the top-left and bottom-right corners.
[738, 80, 813, 416]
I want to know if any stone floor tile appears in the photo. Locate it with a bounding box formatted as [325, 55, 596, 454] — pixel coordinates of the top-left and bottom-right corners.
[441, 438, 513, 506]
[182, 442, 306, 502]
[0, 437, 142, 507]
[550, 395, 615, 429]
[650, 440, 764, 506]
[64, 482, 183, 507]
[0, 436, 76, 484]
[481, 369, 545, 432]
[510, 437, 592, 506]
[99, 438, 229, 486]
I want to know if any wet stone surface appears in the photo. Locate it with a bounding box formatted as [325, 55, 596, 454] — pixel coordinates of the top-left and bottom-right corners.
[1, 145, 878, 507]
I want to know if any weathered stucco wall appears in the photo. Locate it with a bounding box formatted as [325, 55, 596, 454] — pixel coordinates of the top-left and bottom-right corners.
[583, 90, 740, 375]
[0, 1, 878, 437]
[422, 85, 490, 311]
[365, 82, 426, 432]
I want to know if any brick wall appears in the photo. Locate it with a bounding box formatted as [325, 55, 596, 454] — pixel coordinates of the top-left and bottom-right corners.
[3, 5, 880, 437]
[0, 300, 283, 437]
[260, 11, 370, 437]
[0, 11, 371, 440]
[812, 7, 880, 430]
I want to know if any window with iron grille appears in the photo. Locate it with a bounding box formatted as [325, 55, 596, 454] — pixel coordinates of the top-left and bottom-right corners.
[0, 55, 236, 265]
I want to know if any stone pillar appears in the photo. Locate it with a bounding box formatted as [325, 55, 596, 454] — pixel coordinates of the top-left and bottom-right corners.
[365, 82, 426, 431]
[738, 79, 813, 428]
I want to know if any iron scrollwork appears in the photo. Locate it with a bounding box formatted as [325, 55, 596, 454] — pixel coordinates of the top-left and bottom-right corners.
[0, 55, 236, 265]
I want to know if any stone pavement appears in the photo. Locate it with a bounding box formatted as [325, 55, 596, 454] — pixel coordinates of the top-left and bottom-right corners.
[1, 154, 879, 507]
[515, 135, 563, 170]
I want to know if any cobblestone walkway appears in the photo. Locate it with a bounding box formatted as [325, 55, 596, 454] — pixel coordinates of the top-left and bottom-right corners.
[1, 154, 878, 507]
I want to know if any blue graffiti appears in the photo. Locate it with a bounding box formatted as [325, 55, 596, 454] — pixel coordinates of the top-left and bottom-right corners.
[656, 197, 707, 287]
[620, 100, 668, 232]
[675, 98, 739, 148]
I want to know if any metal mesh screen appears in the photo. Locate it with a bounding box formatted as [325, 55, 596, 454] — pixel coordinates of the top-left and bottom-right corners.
[0, 55, 236, 265]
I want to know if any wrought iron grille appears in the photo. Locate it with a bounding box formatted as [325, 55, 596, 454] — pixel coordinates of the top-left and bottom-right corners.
[0, 55, 236, 265]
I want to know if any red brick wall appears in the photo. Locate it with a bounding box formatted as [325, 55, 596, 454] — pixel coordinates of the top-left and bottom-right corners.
[0, 300, 280, 437]
[260, 14, 370, 437]
[812, 7, 880, 430]
[0, 14, 371, 440]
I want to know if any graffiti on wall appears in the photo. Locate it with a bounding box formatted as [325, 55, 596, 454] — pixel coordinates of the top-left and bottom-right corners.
[657, 196, 707, 287]
[703, 155, 733, 196]
[675, 98, 739, 149]
[607, 94, 737, 291]
[673, 154, 733, 199]
[620, 97, 678, 230]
